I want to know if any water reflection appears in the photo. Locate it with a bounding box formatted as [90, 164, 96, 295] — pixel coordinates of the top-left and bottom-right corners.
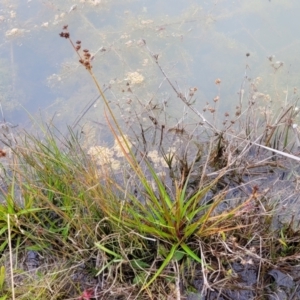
[0, 0, 299, 131]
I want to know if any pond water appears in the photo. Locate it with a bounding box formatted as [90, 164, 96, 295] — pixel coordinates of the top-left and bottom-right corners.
[0, 0, 300, 133]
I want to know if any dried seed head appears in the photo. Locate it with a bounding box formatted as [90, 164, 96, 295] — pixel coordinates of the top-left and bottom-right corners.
[0, 150, 6, 157]
[83, 61, 92, 70]
[59, 32, 70, 38]
[215, 78, 221, 85]
[76, 40, 81, 44]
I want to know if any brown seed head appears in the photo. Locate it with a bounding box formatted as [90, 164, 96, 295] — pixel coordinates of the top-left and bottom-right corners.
[0, 150, 6, 157]
[59, 32, 70, 38]
[76, 40, 81, 44]
[215, 78, 221, 85]
[235, 111, 241, 116]
[84, 61, 92, 70]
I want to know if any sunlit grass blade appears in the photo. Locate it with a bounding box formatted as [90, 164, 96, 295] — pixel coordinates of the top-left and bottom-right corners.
[181, 242, 201, 263]
[141, 243, 179, 291]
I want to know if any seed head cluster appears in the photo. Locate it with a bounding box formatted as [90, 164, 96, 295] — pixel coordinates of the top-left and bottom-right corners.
[59, 25, 92, 70]
[59, 25, 70, 38]
[79, 47, 93, 70]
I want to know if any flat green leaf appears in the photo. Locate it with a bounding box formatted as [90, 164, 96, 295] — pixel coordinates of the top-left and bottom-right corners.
[95, 242, 122, 259]
[16, 207, 44, 215]
[142, 243, 179, 290]
[0, 266, 5, 290]
[0, 225, 8, 236]
[133, 271, 147, 286]
[95, 259, 123, 276]
[25, 244, 48, 251]
[173, 250, 185, 261]
[131, 259, 150, 269]
[145, 160, 173, 210]
[181, 243, 202, 263]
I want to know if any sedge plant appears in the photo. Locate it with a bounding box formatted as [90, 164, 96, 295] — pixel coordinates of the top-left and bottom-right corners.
[59, 26, 251, 290]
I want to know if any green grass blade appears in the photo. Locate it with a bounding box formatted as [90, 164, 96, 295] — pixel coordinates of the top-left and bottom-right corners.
[181, 242, 201, 263]
[142, 243, 179, 290]
[95, 242, 122, 259]
[145, 160, 173, 210]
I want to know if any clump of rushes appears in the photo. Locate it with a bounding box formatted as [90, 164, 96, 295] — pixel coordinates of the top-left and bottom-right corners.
[59, 26, 249, 291]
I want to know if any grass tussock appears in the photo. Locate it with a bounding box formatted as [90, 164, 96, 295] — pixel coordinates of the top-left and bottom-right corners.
[0, 26, 300, 300]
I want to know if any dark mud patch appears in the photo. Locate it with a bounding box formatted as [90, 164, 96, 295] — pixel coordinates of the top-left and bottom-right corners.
[187, 264, 300, 300]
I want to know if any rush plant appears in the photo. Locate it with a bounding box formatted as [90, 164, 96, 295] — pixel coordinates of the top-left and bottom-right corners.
[59, 26, 250, 290]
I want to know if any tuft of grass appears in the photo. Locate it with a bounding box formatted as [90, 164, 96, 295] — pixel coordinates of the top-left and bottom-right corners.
[57, 26, 262, 292]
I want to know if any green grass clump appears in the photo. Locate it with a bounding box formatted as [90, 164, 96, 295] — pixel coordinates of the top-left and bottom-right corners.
[0, 124, 252, 298]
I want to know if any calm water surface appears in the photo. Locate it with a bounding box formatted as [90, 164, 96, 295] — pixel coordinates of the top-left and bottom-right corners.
[0, 0, 300, 131]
